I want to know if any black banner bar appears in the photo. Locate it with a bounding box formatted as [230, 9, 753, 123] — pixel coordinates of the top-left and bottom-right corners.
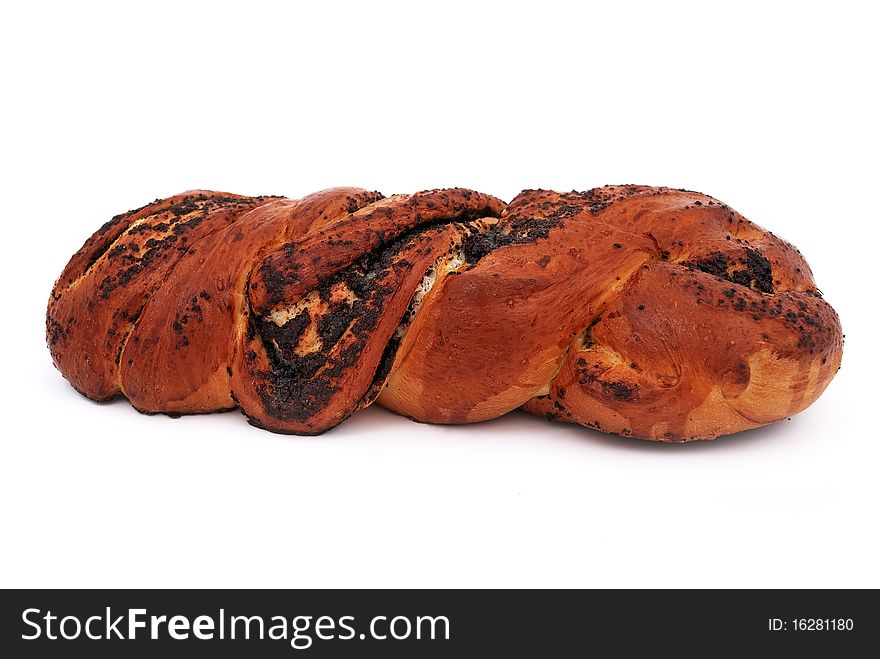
[1, 589, 875, 656]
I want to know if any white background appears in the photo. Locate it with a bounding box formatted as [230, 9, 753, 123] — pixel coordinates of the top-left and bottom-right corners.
[1, 1, 877, 588]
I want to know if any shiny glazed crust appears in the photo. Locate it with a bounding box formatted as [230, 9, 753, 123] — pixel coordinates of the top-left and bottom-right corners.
[47, 185, 843, 440]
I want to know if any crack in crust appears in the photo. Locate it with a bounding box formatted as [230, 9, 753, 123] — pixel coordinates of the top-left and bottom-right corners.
[47, 185, 843, 441]
[234, 190, 505, 434]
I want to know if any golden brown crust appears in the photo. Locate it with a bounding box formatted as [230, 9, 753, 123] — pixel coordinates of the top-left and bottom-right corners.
[233, 189, 506, 433]
[47, 185, 843, 441]
[47, 191, 276, 400]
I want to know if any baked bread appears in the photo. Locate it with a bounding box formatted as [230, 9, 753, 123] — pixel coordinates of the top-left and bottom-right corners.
[46, 185, 843, 441]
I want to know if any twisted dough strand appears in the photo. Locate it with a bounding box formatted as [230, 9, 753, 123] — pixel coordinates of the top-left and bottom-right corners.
[47, 186, 842, 440]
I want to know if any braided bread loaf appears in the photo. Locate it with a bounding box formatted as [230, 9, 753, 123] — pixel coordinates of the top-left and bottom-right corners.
[46, 186, 842, 441]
